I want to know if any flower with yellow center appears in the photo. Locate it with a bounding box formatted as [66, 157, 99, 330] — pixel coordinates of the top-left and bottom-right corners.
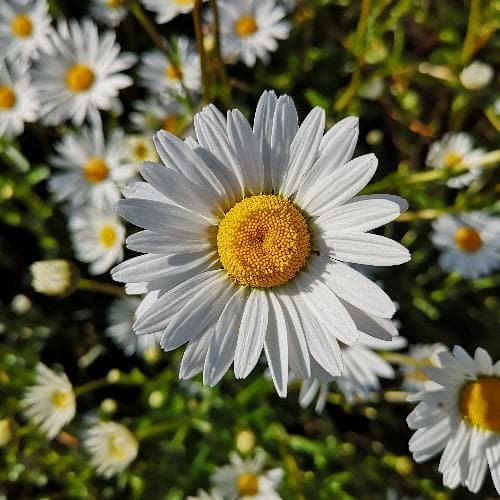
[0, 85, 16, 110]
[83, 157, 109, 183]
[165, 64, 183, 81]
[99, 224, 118, 248]
[141, 0, 201, 24]
[236, 473, 259, 496]
[11, 14, 33, 38]
[454, 226, 482, 253]
[234, 15, 258, 37]
[65, 64, 95, 93]
[443, 151, 462, 168]
[460, 377, 500, 432]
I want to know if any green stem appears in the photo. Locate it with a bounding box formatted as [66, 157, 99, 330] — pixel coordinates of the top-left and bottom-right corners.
[78, 278, 125, 297]
[380, 352, 432, 368]
[193, 0, 210, 103]
[136, 420, 184, 441]
[461, 0, 481, 65]
[74, 378, 108, 397]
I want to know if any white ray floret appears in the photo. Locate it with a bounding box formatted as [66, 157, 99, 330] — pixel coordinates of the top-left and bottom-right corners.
[401, 343, 448, 392]
[141, 0, 207, 24]
[90, 0, 128, 27]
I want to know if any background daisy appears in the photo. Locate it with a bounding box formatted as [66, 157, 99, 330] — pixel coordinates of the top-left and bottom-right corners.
[90, 0, 128, 27]
[140, 0, 207, 24]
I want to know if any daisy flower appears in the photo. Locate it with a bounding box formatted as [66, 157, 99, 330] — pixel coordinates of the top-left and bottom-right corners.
[141, 0, 207, 24]
[49, 122, 135, 211]
[459, 61, 494, 90]
[407, 346, 500, 494]
[138, 36, 201, 98]
[69, 209, 125, 275]
[112, 90, 410, 396]
[0, 60, 39, 138]
[30, 259, 80, 297]
[123, 134, 159, 166]
[431, 212, 500, 279]
[212, 451, 283, 499]
[22, 363, 76, 439]
[401, 343, 448, 392]
[32, 19, 136, 125]
[106, 297, 160, 356]
[84, 421, 138, 478]
[215, 0, 290, 67]
[426, 133, 485, 189]
[299, 334, 407, 413]
[0, 0, 52, 62]
[90, 0, 128, 27]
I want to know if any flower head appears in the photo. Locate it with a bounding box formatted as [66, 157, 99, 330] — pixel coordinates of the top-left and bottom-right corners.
[90, 0, 127, 27]
[459, 61, 494, 90]
[30, 259, 80, 296]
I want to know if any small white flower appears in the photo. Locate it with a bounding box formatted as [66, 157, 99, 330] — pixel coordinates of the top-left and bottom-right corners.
[138, 36, 201, 98]
[407, 346, 500, 495]
[401, 343, 448, 392]
[123, 135, 159, 166]
[69, 209, 125, 275]
[0, 0, 53, 62]
[431, 212, 500, 279]
[84, 421, 138, 478]
[32, 19, 136, 125]
[187, 489, 224, 500]
[0, 60, 39, 138]
[215, 0, 290, 67]
[212, 450, 283, 499]
[22, 363, 76, 439]
[31, 259, 79, 296]
[426, 132, 485, 189]
[141, 0, 207, 24]
[459, 61, 494, 90]
[90, 0, 128, 27]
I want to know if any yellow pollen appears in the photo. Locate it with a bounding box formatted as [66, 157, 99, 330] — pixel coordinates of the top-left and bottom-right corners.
[51, 389, 71, 409]
[83, 157, 109, 183]
[108, 435, 127, 459]
[65, 64, 95, 92]
[0, 86, 16, 110]
[162, 116, 178, 132]
[99, 224, 118, 248]
[165, 64, 183, 81]
[443, 151, 462, 168]
[460, 377, 500, 432]
[106, 0, 123, 7]
[235, 15, 258, 37]
[236, 473, 259, 496]
[217, 195, 310, 288]
[454, 226, 482, 253]
[11, 14, 33, 38]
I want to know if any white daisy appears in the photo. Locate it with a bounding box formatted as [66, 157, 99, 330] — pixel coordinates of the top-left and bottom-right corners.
[0, 60, 39, 138]
[123, 134, 159, 167]
[215, 0, 290, 67]
[106, 297, 160, 356]
[299, 334, 407, 413]
[459, 60, 494, 90]
[141, 0, 207, 24]
[401, 343, 448, 392]
[84, 421, 138, 478]
[431, 212, 500, 279]
[212, 451, 283, 499]
[32, 19, 136, 125]
[22, 363, 76, 439]
[426, 133, 485, 189]
[0, 0, 52, 62]
[90, 0, 128, 27]
[112, 91, 410, 395]
[69, 209, 125, 275]
[30, 259, 80, 296]
[49, 122, 135, 211]
[407, 346, 500, 495]
[138, 36, 201, 98]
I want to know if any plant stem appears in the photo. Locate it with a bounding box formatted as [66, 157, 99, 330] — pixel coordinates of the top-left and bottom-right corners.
[461, 0, 481, 65]
[136, 420, 185, 440]
[380, 352, 432, 368]
[193, 0, 210, 103]
[78, 278, 126, 297]
[74, 378, 109, 397]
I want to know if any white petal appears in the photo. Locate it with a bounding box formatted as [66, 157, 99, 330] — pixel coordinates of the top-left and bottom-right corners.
[486, 443, 500, 494]
[341, 301, 398, 340]
[126, 230, 211, 254]
[179, 329, 214, 379]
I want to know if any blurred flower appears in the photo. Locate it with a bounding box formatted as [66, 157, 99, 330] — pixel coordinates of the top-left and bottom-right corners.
[141, 0, 207, 24]
[10, 294, 31, 314]
[214, 0, 290, 67]
[459, 61, 494, 90]
[123, 134, 159, 166]
[235, 429, 256, 454]
[212, 450, 283, 499]
[49, 122, 135, 211]
[32, 19, 136, 125]
[69, 209, 125, 275]
[84, 421, 138, 478]
[112, 90, 409, 395]
[187, 489, 223, 500]
[138, 36, 200, 98]
[407, 346, 500, 495]
[361, 77, 384, 100]
[401, 343, 448, 392]
[0, 0, 52, 61]
[431, 212, 500, 279]
[426, 133, 485, 189]
[0, 60, 39, 138]
[22, 363, 76, 439]
[90, 0, 127, 27]
[30, 259, 80, 297]
[0, 418, 12, 447]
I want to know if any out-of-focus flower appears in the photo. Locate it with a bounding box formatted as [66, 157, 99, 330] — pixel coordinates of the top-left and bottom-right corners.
[212, 450, 283, 499]
[90, 0, 127, 27]
[0, 60, 39, 138]
[401, 343, 448, 392]
[431, 212, 500, 279]
[187, 489, 224, 500]
[32, 19, 136, 125]
[426, 133, 485, 189]
[69, 209, 125, 275]
[214, 0, 290, 67]
[49, 122, 135, 211]
[123, 135, 159, 166]
[84, 421, 138, 478]
[141, 0, 207, 24]
[10, 294, 32, 314]
[112, 90, 409, 396]
[0, 418, 13, 447]
[361, 77, 384, 100]
[459, 61, 494, 90]
[30, 259, 80, 297]
[407, 346, 500, 495]
[0, 0, 52, 61]
[138, 36, 200, 98]
[236, 429, 256, 454]
[22, 363, 76, 439]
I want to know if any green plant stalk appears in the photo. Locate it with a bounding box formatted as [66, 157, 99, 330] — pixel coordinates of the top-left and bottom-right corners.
[193, 0, 211, 103]
[74, 378, 109, 397]
[78, 278, 126, 297]
[461, 0, 481, 65]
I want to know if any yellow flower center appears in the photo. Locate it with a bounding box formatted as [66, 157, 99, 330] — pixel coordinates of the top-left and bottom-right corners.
[0, 86, 16, 110]
[65, 64, 95, 92]
[106, 0, 123, 7]
[134, 142, 149, 160]
[162, 116, 178, 132]
[108, 434, 127, 459]
[165, 64, 183, 81]
[217, 195, 310, 288]
[443, 151, 462, 168]
[99, 224, 118, 248]
[175, 0, 194, 4]
[460, 377, 500, 432]
[51, 389, 72, 409]
[83, 157, 109, 183]
[11, 14, 33, 38]
[236, 473, 259, 496]
[454, 226, 482, 253]
[235, 15, 258, 37]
